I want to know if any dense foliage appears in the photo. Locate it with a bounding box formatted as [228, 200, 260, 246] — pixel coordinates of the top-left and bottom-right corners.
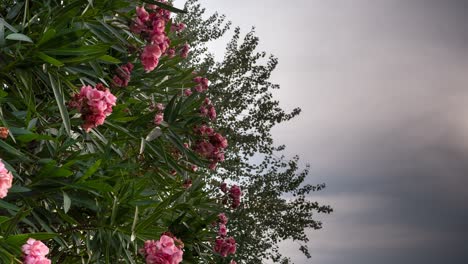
[0, 0, 241, 263]
[0, 0, 331, 263]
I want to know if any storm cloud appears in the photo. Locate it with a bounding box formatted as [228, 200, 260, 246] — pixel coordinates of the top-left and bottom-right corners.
[198, 0, 468, 263]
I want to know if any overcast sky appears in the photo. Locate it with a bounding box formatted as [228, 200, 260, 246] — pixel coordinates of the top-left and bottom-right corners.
[196, 1, 468, 263]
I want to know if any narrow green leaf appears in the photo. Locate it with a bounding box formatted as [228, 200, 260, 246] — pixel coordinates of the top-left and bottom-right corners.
[78, 159, 102, 182]
[98, 55, 121, 64]
[0, 140, 31, 161]
[6, 33, 33, 43]
[63, 191, 71, 213]
[48, 73, 71, 136]
[5, 233, 56, 247]
[37, 29, 56, 46]
[8, 185, 31, 193]
[0, 200, 19, 211]
[37, 52, 64, 67]
[0, 22, 5, 47]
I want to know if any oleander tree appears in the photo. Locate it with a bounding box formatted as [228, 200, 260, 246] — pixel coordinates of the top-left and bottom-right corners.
[0, 0, 240, 263]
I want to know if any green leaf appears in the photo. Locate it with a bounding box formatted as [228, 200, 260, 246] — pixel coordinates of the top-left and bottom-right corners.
[8, 185, 31, 193]
[48, 73, 71, 136]
[78, 159, 102, 182]
[98, 55, 121, 64]
[0, 140, 31, 161]
[0, 200, 19, 211]
[63, 191, 71, 213]
[44, 45, 109, 56]
[37, 52, 64, 67]
[0, 22, 5, 47]
[37, 29, 56, 46]
[5, 33, 33, 43]
[16, 131, 55, 143]
[0, 18, 18, 33]
[5, 233, 57, 247]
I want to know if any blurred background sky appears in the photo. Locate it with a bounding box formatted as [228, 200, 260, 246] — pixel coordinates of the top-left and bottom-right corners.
[196, 0, 468, 263]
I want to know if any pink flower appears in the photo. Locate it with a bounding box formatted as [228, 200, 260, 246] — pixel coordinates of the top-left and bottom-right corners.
[0, 160, 13, 199]
[136, 6, 150, 22]
[229, 185, 242, 209]
[230, 260, 237, 264]
[69, 84, 116, 132]
[131, 17, 147, 34]
[194, 85, 203, 93]
[194, 77, 209, 91]
[220, 182, 228, 193]
[183, 179, 192, 189]
[194, 141, 215, 158]
[229, 185, 241, 198]
[210, 133, 228, 149]
[151, 34, 170, 53]
[0, 127, 9, 139]
[23, 255, 51, 264]
[154, 113, 164, 125]
[113, 75, 125, 87]
[113, 63, 134, 87]
[156, 103, 165, 112]
[207, 105, 216, 120]
[218, 224, 227, 237]
[141, 235, 183, 264]
[183, 89, 192, 96]
[199, 106, 208, 116]
[209, 162, 217, 170]
[22, 238, 51, 263]
[22, 238, 50, 257]
[171, 23, 186, 33]
[167, 48, 176, 58]
[141, 45, 162, 72]
[180, 44, 190, 58]
[218, 213, 228, 224]
[214, 237, 236, 257]
[152, 18, 166, 34]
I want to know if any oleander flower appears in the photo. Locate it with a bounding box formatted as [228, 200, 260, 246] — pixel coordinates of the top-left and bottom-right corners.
[141, 45, 162, 72]
[22, 238, 50, 257]
[0, 160, 13, 199]
[69, 84, 116, 132]
[214, 236, 236, 257]
[0, 127, 8, 139]
[140, 235, 183, 264]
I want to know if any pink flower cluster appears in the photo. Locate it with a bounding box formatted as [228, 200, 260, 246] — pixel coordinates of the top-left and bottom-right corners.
[180, 43, 190, 58]
[193, 76, 209, 93]
[217, 213, 228, 237]
[221, 183, 242, 209]
[154, 103, 165, 125]
[132, 4, 172, 72]
[140, 235, 183, 264]
[21, 238, 51, 264]
[0, 160, 13, 199]
[193, 125, 228, 170]
[200, 98, 216, 120]
[113, 62, 134, 87]
[214, 236, 236, 258]
[183, 76, 209, 96]
[171, 23, 186, 33]
[68, 84, 116, 132]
